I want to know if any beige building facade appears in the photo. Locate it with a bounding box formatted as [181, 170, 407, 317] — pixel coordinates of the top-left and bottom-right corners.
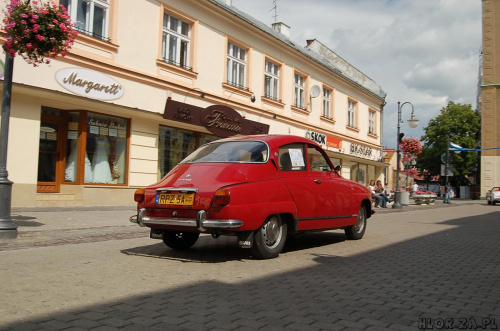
[481, 0, 500, 196]
[0, 0, 386, 207]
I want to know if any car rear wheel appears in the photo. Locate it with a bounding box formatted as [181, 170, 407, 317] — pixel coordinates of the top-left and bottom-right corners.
[250, 214, 287, 259]
[162, 231, 200, 250]
[345, 205, 366, 240]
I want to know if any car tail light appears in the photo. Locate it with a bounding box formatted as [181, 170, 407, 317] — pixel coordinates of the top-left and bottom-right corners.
[134, 188, 145, 203]
[214, 189, 230, 206]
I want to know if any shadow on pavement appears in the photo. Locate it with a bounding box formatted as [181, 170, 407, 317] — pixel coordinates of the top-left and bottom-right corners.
[123, 231, 347, 263]
[2, 211, 500, 330]
[9, 214, 43, 227]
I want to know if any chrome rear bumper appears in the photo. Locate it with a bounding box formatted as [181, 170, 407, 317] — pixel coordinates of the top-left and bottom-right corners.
[130, 208, 243, 232]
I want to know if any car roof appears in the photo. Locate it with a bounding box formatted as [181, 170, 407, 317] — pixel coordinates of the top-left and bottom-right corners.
[213, 134, 320, 150]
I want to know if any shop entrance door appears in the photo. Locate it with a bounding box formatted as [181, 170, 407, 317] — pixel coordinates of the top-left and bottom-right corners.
[37, 115, 64, 193]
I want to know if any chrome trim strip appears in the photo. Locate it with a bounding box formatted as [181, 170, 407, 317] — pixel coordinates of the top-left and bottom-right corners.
[155, 187, 199, 193]
[135, 208, 242, 231]
[298, 214, 354, 221]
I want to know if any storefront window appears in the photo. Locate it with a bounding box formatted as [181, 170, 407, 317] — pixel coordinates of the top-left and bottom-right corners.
[158, 127, 219, 180]
[199, 133, 219, 146]
[350, 163, 368, 186]
[64, 112, 80, 182]
[329, 157, 341, 168]
[85, 112, 128, 184]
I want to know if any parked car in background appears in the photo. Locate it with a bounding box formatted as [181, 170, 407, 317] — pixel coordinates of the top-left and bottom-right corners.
[131, 135, 373, 259]
[486, 187, 500, 205]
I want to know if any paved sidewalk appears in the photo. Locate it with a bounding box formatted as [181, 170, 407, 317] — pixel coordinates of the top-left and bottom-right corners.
[0, 206, 147, 251]
[0, 199, 498, 331]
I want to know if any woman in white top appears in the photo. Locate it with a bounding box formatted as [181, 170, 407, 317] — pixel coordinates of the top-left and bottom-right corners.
[368, 180, 383, 208]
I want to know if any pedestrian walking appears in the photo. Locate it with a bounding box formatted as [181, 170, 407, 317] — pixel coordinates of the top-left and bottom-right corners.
[444, 182, 452, 204]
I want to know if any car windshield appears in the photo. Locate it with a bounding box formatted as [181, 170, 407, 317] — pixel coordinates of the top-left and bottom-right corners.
[181, 141, 269, 163]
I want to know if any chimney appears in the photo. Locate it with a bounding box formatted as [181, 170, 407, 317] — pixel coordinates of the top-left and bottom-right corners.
[272, 22, 290, 38]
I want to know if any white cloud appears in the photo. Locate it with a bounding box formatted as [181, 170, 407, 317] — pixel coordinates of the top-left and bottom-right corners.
[230, 0, 482, 148]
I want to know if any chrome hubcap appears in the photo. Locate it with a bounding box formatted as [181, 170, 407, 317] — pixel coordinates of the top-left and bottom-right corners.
[262, 216, 282, 247]
[355, 209, 365, 233]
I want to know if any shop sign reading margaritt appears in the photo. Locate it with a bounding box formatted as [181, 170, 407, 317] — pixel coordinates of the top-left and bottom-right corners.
[55, 68, 124, 101]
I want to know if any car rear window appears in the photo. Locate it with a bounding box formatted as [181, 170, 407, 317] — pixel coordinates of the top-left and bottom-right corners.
[181, 141, 269, 163]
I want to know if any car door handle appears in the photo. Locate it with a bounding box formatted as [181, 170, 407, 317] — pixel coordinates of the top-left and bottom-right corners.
[314, 179, 322, 184]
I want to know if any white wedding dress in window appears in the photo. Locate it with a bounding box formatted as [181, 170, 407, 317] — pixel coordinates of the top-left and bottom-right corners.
[91, 136, 112, 183]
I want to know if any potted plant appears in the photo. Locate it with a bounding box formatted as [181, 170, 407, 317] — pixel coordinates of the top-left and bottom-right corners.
[2, 0, 78, 66]
[413, 189, 437, 205]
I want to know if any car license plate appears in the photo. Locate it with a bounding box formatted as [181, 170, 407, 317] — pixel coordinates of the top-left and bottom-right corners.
[155, 192, 194, 206]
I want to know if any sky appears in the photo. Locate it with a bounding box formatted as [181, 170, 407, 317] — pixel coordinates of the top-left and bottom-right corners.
[230, 0, 482, 149]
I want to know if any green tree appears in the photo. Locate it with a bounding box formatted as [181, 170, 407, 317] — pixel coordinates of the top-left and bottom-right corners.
[418, 101, 480, 187]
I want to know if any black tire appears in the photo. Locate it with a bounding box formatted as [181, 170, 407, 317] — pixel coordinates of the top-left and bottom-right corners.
[250, 214, 287, 259]
[345, 205, 367, 240]
[162, 231, 200, 250]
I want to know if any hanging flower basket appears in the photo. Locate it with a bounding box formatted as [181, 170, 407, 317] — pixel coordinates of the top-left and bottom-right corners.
[400, 138, 422, 157]
[2, 0, 78, 66]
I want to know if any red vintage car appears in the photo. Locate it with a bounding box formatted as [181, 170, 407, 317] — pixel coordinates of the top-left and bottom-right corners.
[131, 135, 373, 259]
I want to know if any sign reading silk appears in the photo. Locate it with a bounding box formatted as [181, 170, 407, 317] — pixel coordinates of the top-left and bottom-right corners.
[55, 68, 124, 101]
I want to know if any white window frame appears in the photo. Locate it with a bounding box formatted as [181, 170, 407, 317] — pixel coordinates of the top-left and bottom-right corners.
[61, 0, 109, 40]
[348, 99, 357, 128]
[322, 88, 332, 118]
[162, 13, 191, 69]
[369, 109, 376, 135]
[294, 73, 305, 109]
[227, 43, 247, 89]
[264, 60, 280, 101]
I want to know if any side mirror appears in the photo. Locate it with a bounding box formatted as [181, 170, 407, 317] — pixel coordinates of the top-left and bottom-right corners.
[335, 165, 341, 173]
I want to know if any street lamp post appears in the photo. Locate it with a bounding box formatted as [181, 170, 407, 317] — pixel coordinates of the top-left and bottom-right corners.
[392, 101, 419, 209]
[0, 54, 17, 239]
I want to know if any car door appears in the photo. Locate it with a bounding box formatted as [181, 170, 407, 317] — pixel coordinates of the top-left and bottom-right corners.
[306, 144, 355, 229]
[277, 143, 318, 230]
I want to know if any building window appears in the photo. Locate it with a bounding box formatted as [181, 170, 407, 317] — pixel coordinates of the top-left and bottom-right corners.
[369, 109, 376, 135]
[60, 0, 109, 41]
[158, 127, 219, 180]
[85, 112, 128, 184]
[162, 12, 191, 70]
[227, 43, 247, 89]
[348, 99, 357, 128]
[294, 73, 305, 109]
[322, 88, 332, 119]
[264, 60, 280, 101]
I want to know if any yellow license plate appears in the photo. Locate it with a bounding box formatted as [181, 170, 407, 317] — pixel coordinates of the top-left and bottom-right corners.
[156, 193, 195, 206]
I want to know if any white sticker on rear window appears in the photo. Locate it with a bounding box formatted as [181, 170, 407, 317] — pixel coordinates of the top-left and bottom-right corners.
[288, 149, 305, 167]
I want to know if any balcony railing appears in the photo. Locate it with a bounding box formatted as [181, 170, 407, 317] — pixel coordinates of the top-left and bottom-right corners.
[226, 80, 249, 91]
[161, 58, 193, 72]
[76, 27, 111, 42]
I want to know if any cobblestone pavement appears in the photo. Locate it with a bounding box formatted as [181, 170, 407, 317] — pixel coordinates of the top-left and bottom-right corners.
[0, 200, 499, 330]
